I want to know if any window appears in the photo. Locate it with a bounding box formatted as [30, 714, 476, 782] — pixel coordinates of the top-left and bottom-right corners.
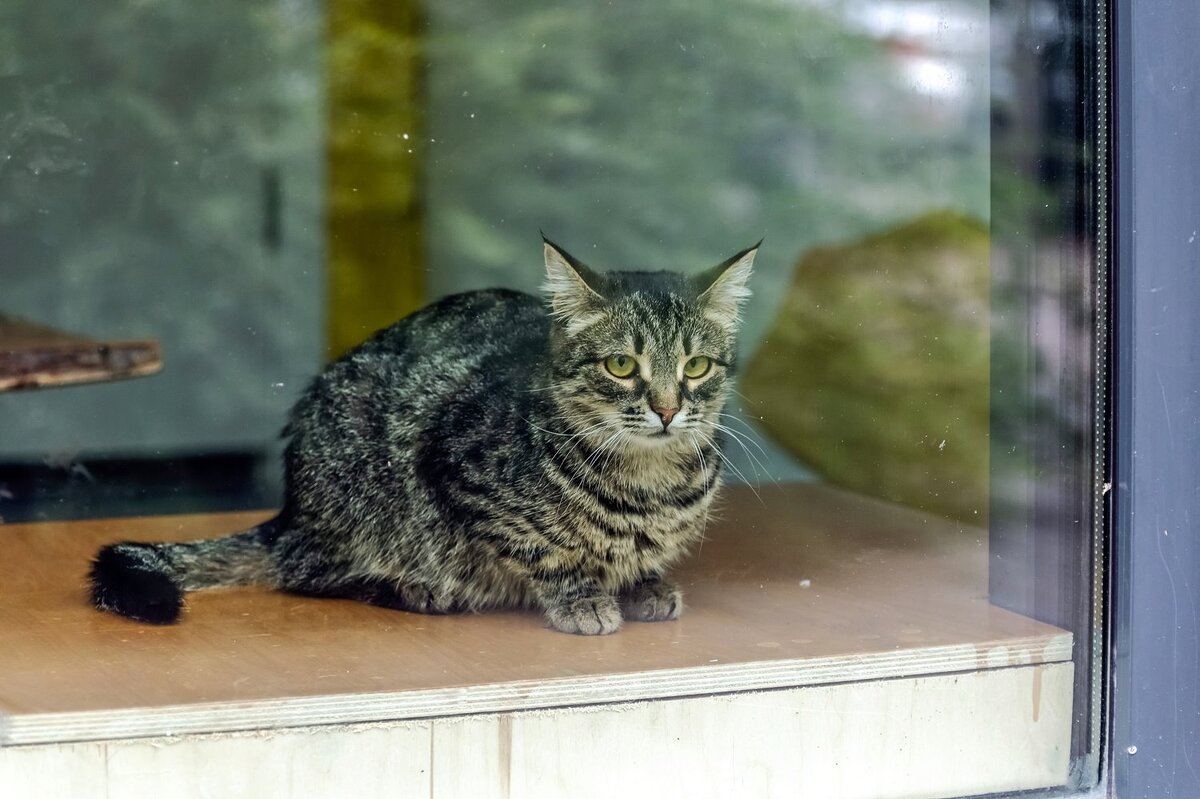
[0, 1, 1132, 797]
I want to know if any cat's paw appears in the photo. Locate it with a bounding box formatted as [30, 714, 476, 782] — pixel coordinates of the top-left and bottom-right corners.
[620, 579, 683, 622]
[545, 594, 623, 635]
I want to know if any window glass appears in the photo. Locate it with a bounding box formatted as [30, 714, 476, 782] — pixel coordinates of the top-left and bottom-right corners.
[0, 0, 1104, 789]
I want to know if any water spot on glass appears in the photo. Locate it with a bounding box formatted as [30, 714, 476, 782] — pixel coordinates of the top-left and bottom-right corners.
[798, 579, 812, 588]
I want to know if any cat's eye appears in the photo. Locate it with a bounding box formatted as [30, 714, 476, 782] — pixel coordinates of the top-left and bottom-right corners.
[605, 354, 638, 378]
[683, 356, 712, 379]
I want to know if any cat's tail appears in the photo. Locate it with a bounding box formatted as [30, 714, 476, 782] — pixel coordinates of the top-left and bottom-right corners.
[89, 518, 281, 625]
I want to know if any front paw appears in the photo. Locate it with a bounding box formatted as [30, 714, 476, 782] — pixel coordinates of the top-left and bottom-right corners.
[620, 580, 683, 622]
[545, 594, 623, 635]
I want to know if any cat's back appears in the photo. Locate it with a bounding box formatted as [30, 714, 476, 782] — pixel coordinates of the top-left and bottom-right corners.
[288, 289, 547, 440]
[358, 288, 545, 362]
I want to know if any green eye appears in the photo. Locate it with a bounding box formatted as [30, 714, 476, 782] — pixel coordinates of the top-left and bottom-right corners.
[605, 354, 638, 378]
[683, 356, 712, 379]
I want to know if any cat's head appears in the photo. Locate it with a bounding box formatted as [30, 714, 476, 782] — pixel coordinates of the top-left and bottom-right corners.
[541, 235, 757, 451]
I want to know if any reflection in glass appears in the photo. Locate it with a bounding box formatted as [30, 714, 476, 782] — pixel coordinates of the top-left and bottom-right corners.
[1, 0, 1102, 781]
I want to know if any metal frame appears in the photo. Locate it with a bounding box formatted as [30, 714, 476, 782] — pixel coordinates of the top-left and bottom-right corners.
[1109, 0, 1200, 796]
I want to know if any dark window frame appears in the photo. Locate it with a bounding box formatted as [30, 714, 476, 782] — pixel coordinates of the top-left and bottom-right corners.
[1109, 0, 1200, 796]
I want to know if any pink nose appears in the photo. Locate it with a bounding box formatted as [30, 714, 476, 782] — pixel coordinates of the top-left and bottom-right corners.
[654, 407, 679, 426]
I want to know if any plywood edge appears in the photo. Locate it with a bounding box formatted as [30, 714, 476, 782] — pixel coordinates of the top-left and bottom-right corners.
[0, 339, 163, 391]
[0, 631, 1071, 746]
[0, 664, 1075, 799]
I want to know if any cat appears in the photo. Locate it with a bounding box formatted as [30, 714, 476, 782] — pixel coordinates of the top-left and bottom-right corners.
[89, 236, 757, 635]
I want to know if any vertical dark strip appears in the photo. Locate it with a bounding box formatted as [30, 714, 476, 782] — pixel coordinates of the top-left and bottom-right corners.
[261, 165, 282, 252]
[1111, 2, 1200, 796]
[987, 0, 1103, 763]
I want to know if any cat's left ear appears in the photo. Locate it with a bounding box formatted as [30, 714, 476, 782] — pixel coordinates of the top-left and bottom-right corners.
[541, 235, 607, 331]
[696, 241, 759, 326]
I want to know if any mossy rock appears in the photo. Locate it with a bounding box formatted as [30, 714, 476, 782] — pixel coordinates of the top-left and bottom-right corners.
[740, 211, 989, 523]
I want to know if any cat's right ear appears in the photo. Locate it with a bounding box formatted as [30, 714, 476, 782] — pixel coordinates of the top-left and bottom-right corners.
[541, 235, 607, 332]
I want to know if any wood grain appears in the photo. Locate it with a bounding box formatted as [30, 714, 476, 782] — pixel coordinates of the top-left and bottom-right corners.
[0, 483, 1072, 744]
[0, 665, 1073, 799]
[0, 315, 162, 391]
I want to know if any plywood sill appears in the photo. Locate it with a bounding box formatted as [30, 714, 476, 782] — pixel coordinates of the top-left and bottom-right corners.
[0, 484, 1071, 747]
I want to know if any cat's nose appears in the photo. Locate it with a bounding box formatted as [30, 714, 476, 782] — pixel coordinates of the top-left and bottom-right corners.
[654, 407, 679, 427]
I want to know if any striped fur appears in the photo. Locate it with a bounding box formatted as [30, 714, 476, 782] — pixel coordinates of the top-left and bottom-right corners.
[90, 239, 757, 634]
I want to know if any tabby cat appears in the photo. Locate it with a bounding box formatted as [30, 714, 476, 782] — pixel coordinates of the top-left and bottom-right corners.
[89, 237, 757, 635]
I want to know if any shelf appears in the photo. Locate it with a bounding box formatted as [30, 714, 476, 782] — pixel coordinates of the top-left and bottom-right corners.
[0, 483, 1071, 745]
[0, 315, 162, 392]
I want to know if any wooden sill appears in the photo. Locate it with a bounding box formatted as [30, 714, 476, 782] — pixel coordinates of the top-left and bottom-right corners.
[0, 484, 1071, 747]
[0, 315, 162, 392]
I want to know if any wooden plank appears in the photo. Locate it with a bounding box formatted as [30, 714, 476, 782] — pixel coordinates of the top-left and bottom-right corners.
[0, 739, 107, 799]
[0, 665, 1073, 799]
[1, 723, 432, 799]
[0, 315, 162, 391]
[438, 664, 1074, 799]
[0, 484, 1072, 744]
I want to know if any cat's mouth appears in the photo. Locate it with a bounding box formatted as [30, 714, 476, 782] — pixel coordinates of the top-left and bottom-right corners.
[636, 425, 688, 444]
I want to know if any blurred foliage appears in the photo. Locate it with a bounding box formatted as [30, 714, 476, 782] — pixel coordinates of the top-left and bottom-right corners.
[0, 0, 999, 482]
[421, 0, 991, 338]
[0, 0, 324, 456]
[740, 211, 991, 522]
[0, 0, 316, 248]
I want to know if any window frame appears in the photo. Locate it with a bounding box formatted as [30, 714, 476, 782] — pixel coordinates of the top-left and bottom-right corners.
[1108, 0, 1200, 796]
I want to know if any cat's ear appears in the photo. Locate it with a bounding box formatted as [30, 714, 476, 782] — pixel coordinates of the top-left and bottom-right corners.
[541, 235, 607, 330]
[696, 241, 759, 327]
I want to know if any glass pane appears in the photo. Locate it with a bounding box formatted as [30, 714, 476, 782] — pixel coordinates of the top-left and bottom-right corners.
[0, 0, 1105, 792]
[989, 0, 1105, 766]
[1, 0, 324, 517]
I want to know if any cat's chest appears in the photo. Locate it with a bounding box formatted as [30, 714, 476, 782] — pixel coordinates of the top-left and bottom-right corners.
[573, 492, 713, 584]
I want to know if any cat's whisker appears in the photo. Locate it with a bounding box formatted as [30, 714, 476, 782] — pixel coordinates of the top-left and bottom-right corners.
[526, 411, 621, 441]
[526, 419, 600, 439]
[526, 379, 579, 394]
[689, 437, 714, 554]
[701, 420, 777, 485]
[578, 427, 628, 476]
[598, 430, 632, 476]
[693, 429, 762, 505]
[586, 434, 627, 480]
[715, 412, 773, 454]
[730, 387, 763, 410]
[699, 418, 771, 474]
